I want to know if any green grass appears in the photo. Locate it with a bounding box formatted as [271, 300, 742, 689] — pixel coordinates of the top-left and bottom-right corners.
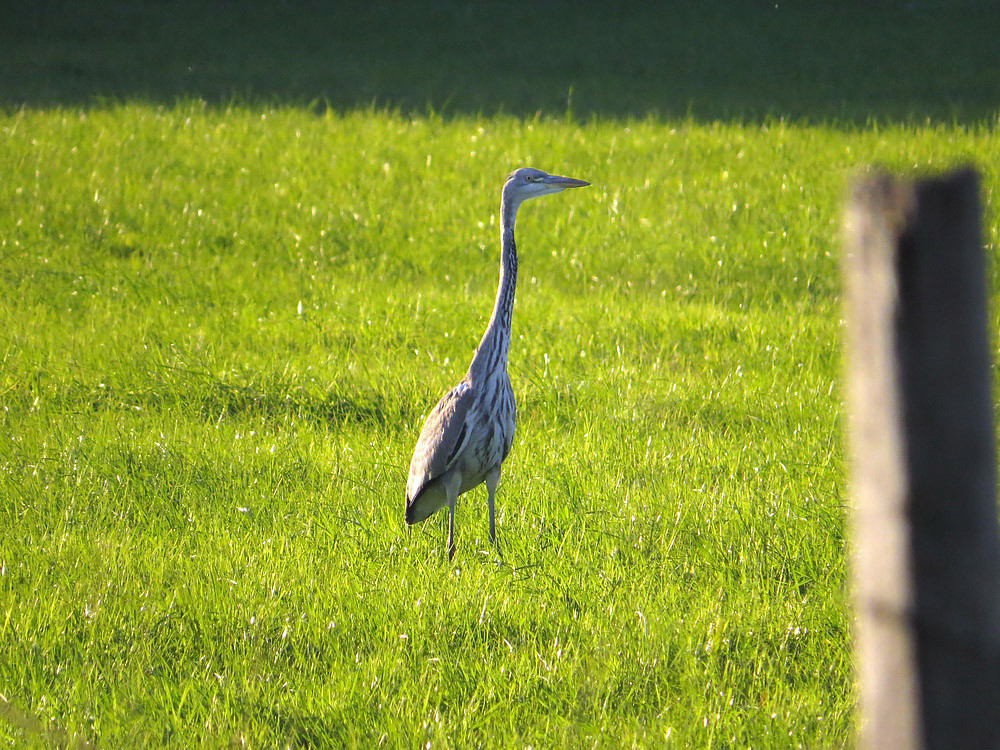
[3, 105, 999, 748]
[2, 1, 1000, 747]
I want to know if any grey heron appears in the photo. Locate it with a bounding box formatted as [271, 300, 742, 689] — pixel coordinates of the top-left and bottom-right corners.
[405, 167, 590, 559]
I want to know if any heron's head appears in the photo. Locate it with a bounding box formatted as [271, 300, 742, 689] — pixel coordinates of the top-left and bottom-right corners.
[503, 167, 590, 207]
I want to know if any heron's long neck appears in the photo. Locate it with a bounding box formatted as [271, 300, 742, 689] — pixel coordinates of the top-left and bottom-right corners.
[469, 211, 518, 380]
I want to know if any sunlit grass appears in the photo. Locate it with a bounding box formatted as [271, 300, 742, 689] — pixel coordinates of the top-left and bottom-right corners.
[1, 105, 999, 746]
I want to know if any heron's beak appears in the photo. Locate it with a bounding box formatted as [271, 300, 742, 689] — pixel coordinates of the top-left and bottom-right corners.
[543, 175, 591, 189]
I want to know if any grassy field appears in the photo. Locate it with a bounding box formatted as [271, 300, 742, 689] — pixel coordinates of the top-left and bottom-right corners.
[2, 2, 1000, 748]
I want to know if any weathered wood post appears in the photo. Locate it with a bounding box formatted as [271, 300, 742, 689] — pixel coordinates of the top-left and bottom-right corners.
[844, 167, 1000, 748]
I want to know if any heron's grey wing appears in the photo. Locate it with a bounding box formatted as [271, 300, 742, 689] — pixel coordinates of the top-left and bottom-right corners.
[406, 380, 476, 504]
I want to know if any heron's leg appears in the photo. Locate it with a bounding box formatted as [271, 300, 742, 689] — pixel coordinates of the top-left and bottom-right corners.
[485, 466, 501, 549]
[447, 495, 457, 561]
[444, 471, 461, 561]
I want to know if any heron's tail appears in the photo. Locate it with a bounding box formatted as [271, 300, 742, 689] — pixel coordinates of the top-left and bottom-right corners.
[405, 481, 448, 525]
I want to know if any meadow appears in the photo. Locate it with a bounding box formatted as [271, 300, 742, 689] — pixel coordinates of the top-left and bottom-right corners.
[2, 2, 1000, 748]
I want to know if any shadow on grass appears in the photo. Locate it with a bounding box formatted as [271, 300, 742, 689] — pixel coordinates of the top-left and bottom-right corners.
[3, 0, 998, 123]
[0, 695, 94, 749]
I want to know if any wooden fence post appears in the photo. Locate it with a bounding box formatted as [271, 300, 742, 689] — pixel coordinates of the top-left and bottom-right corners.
[844, 167, 1000, 748]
